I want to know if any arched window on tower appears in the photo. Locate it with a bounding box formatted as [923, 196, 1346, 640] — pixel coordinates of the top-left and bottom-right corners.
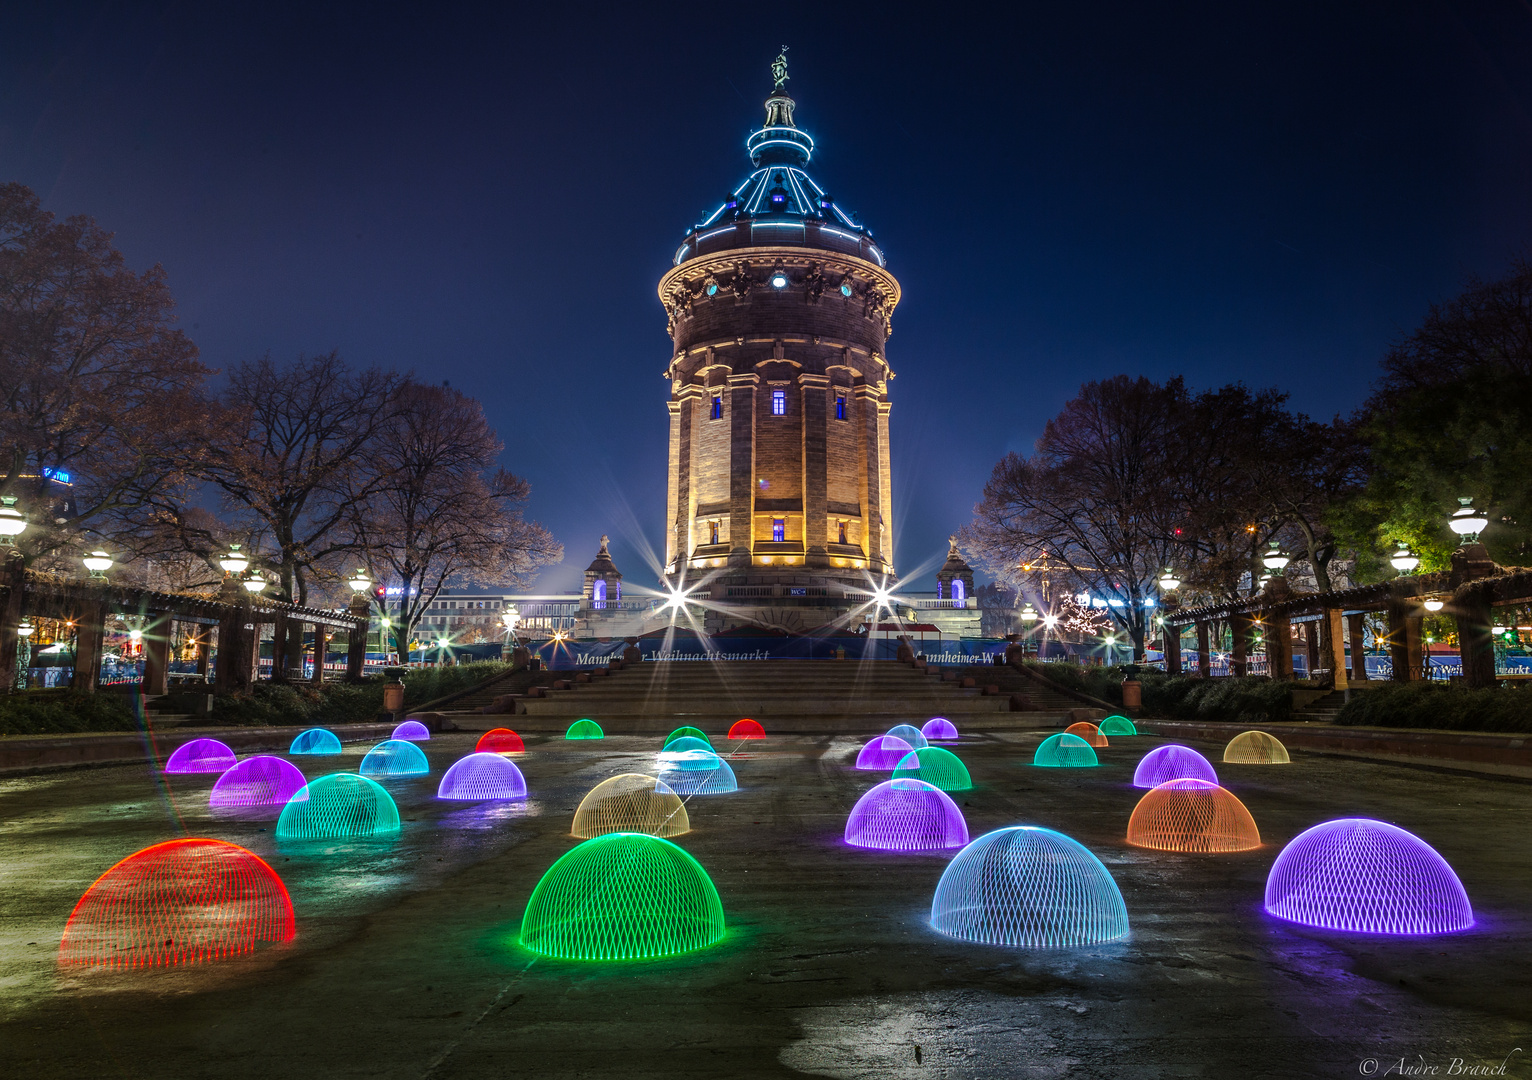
[592, 579, 607, 610]
[952, 579, 966, 605]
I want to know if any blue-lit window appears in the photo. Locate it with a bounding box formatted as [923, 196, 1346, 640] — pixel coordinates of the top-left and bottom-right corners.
[709, 521, 719, 545]
[953, 579, 966, 603]
[772, 518, 785, 542]
[592, 579, 606, 610]
[771, 389, 786, 416]
[835, 394, 846, 420]
[711, 395, 723, 419]
[838, 521, 848, 544]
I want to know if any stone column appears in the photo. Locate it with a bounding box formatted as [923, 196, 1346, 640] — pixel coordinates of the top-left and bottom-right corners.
[800, 373, 830, 568]
[1303, 622, 1321, 677]
[1195, 622, 1211, 677]
[1454, 582, 1496, 689]
[141, 613, 172, 696]
[1321, 607, 1348, 690]
[1230, 614, 1251, 677]
[1386, 584, 1423, 683]
[666, 397, 683, 571]
[195, 630, 210, 679]
[72, 599, 105, 692]
[1266, 613, 1294, 679]
[0, 550, 25, 691]
[270, 609, 289, 681]
[1162, 623, 1182, 675]
[214, 607, 253, 694]
[855, 386, 886, 572]
[727, 372, 759, 568]
[1346, 612, 1368, 683]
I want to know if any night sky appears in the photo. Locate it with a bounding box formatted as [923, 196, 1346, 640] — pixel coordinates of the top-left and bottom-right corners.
[5, 3, 1530, 594]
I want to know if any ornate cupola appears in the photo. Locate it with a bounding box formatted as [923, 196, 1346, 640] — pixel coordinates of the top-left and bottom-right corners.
[936, 537, 975, 606]
[657, 51, 902, 631]
[582, 535, 623, 611]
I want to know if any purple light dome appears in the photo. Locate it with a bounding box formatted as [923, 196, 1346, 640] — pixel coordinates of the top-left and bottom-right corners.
[844, 779, 969, 852]
[209, 756, 308, 808]
[164, 739, 238, 774]
[1265, 818, 1473, 935]
[921, 717, 959, 741]
[1133, 745, 1218, 789]
[437, 753, 528, 801]
[392, 720, 430, 741]
[855, 735, 914, 771]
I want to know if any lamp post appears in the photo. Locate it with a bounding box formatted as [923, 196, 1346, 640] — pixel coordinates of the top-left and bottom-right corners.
[218, 543, 249, 576]
[1018, 602, 1038, 654]
[1262, 542, 1290, 573]
[242, 571, 267, 594]
[1448, 498, 1489, 546]
[82, 550, 114, 581]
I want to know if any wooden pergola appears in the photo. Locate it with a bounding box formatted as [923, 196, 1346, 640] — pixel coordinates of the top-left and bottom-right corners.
[0, 553, 370, 695]
[1161, 544, 1528, 690]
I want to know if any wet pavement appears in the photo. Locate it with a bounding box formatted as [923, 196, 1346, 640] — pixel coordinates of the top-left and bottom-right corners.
[0, 728, 1528, 1079]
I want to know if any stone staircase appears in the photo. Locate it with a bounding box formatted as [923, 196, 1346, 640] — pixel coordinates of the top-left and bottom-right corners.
[1290, 689, 1348, 723]
[450, 660, 1031, 734]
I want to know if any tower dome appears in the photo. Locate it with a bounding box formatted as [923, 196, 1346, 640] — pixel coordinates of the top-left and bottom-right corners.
[657, 50, 902, 629]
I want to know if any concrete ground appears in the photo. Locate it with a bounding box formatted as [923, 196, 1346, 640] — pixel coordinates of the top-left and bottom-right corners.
[0, 727, 1528, 1079]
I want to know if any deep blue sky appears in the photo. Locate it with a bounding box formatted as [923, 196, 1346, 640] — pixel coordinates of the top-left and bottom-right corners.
[5, 3, 1530, 593]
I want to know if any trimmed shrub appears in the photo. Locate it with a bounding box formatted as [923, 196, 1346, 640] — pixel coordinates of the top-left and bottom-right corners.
[1334, 682, 1532, 733]
[0, 691, 137, 736]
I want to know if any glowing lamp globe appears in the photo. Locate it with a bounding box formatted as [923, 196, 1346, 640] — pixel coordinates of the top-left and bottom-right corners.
[921, 717, 959, 741]
[289, 728, 342, 755]
[0, 495, 26, 542]
[58, 839, 294, 969]
[1126, 779, 1261, 852]
[359, 739, 430, 777]
[572, 774, 689, 838]
[218, 544, 250, 575]
[728, 719, 765, 740]
[663, 726, 711, 748]
[1099, 715, 1138, 736]
[1448, 498, 1489, 541]
[1262, 542, 1290, 571]
[391, 720, 430, 741]
[1264, 819, 1472, 934]
[566, 719, 604, 740]
[275, 773, 401, 841]
[885, 724, 929, 749]
[346, 568, 371, 592]
[519, 833, 725, 960]
[1033, 733, 1099, 768]
[845, 779, 969, 852]
[476, 728, 525, 754]
[1389, 543, 1419, 574]
[1133, 744, 1217, 788]
[656, 751, 737, 795]
[856, 735, 914, 771]
[82, 550, 114, 575]
[164, 738, 238, 774]
[210, 756, 307, 808]
[892, 747, 973, 792]
[1063, 722, 1108, 747]
[1224, 730, 1290, 765]
[437, 753, 527, 801]
[930, 827, 1129, 948]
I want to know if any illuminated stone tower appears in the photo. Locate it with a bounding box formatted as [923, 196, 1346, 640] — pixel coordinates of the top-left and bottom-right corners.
[658, 52, 900, 627]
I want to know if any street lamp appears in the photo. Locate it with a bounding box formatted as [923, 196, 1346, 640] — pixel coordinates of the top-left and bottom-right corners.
[1389, 542, 1419, 575]
[1157, 568, 1180, 592]
[347, 568, 373, 593]
[242, 571, 267, 594]
[501, 606, 519, 634]
[16, 618, 34, 639]
[1448, 498, 1489, 544]
[82, 550, 114, 580]
[1423, 598, 1445, 613]
[1262, 542, 1290, 571]
[218, 543, 249, 575]
[1019, 603, 1039, 624]
[0, 496, 27, 546]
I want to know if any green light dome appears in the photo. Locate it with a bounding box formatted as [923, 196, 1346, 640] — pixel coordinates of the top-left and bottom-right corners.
[519, 834, 725, 961]
[663, 726, 711, 748]
[891, 746, 972, 791]
[1034, 732, 1100, 768]
[566, 719, 604, 740]
[1099, 715, 1138, 736]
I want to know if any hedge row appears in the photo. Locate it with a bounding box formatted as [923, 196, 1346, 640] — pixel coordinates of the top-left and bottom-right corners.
[1334, 682, 1532, 733]
[1018, 662, 1292, 725]
[208, 661, 515, 727]
[0, 691, 139, 736]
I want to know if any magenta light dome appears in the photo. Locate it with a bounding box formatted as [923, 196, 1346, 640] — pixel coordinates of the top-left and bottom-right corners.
[164, 739, 238, 774]
[437, 753, 527, 801]
[1265, 818, 1473, 935]
[391, 720, 430, 741]
[209, 756, 307, 808]
[1133, 744, 1218, 789]
[844, 779, 969, 852]
[855, 735, 914, 771]
[921, 717, 959, 741]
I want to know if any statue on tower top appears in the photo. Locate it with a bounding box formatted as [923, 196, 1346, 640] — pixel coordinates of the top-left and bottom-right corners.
[771, 47, 789, 90]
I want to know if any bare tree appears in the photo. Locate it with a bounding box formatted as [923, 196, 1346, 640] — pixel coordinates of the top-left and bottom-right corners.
[0, 183, 208, 565]
[345, 382, 561, 656]
[195, 353, 404, 605]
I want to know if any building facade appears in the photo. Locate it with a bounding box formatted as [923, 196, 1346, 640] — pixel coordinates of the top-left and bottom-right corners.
[656, 54, 900, 631]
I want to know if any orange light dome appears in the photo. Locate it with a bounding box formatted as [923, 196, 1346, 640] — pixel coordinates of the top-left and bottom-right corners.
[1126, 778, 1260, 853]
[1063, 722, 1108, 748]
